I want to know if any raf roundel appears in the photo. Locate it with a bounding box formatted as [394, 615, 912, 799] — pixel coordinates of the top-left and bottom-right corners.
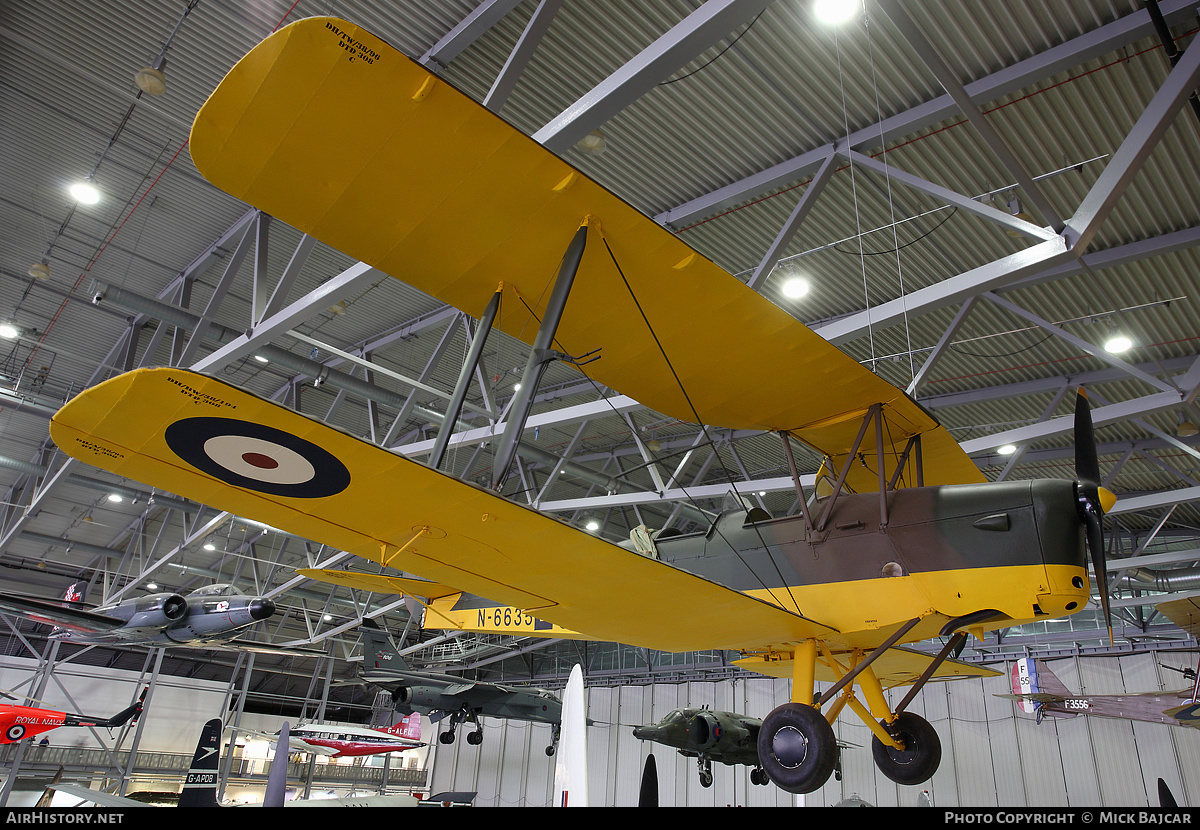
[164, 417, 351, 498]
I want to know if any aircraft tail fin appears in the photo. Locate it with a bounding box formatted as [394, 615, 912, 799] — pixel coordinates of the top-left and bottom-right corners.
[263, 722, 289, 808]
[383, 711, 422, 741]
[360, 618, 410, 671]
[1012, 657, 1075, 697]
[176, 719, 223, 808]
[1011, 658, 1077, 720]
[62, 583, 85, 603]
[553, 664, 588, 807]
[106, 686, 148, 728]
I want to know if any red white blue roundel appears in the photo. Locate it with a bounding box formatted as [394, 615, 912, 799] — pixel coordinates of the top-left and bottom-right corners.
[165, 417, 350, 498]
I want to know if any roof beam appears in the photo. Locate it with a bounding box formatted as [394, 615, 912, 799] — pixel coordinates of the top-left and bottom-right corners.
[655, 0, 1200, 228]
[533, 0, 776, 153]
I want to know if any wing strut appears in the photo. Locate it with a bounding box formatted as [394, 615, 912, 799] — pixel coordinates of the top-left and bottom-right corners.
[491, 222, 590, 490]
[430, 286, 502, 471]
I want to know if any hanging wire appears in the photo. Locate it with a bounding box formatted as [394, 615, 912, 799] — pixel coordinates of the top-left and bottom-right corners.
[864, 3, 917, 382]
[832, 15, 878, 371]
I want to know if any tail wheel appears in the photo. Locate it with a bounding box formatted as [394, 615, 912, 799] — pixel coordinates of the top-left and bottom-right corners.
[757, 703, 837, 794]
[871, 712, 941, 786]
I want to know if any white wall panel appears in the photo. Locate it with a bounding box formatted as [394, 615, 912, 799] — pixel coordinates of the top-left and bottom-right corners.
[429, 652, 1200, 806]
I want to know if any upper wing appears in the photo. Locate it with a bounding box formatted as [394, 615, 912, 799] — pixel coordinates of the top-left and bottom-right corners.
[189, 16, 982, 490]
[50, 368, 834, 654]
[0, 594, 124, 634]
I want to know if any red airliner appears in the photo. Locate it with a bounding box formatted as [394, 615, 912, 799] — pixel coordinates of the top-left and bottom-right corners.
[249, 712, 424, 758]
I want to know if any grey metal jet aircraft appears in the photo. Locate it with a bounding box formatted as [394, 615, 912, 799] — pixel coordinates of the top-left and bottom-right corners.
[0, 582, 301, 654]
[633, 706, 769, 787]
[358, 618, 568, 755]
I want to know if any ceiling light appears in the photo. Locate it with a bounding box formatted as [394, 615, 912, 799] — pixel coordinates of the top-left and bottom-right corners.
[997, 444, 1017, 456]
[69, 180, 100, 205]
[0, 324, 18, 339]
[107, 493, 122, 503]
[781, 277, 810, 299]
[576, 129, 607, 155]
[203, 538, 216, 551]
[134, 55, 168, 96]
[253, 354, 269, 364]
[1103, 333, 1133, 354]
[585, 519, 600, 532]
[329, 300, 347, 315]
[28, 259, 50, 281]
[146, 582, 158, 591]
[814, 0, 859, 25]
[1178, 419, 1199, 438]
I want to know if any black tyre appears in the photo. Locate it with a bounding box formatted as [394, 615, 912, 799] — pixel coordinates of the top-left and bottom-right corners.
[439, 730, 455, 744]
[466, 730, 483, 745]
[871, 712, 941, 786]
[757, 703, 837, 794]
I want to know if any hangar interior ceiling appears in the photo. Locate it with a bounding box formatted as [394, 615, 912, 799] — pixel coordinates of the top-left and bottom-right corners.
[1, 0, 1199, 713]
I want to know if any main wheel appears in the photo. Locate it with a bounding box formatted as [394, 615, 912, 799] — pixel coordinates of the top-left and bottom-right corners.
[757, 703, 837, 794]
[871, 711, 941, 786]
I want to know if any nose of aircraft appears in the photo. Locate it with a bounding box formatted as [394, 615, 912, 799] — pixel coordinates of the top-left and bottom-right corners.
[249, 598, 276, 620]
[633, 724, 665, 742]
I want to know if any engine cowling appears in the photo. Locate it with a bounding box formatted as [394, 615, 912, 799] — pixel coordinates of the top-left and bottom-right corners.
[687, 711, 750, 752]
[121, 593, 188, 630]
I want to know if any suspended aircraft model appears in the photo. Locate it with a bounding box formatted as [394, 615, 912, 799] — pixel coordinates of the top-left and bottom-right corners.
[49, 17, 1118, 794]
[999, 657, 1200, 728]
[240, 712, 424, 759]
[356, 620, 566, 755]
[0, 687, 146, 744]
[0, 582, 312, 655]
[633, 706, 769, 788]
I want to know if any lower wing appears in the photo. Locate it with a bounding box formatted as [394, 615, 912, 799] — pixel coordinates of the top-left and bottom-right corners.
[51, 367, 835, 654]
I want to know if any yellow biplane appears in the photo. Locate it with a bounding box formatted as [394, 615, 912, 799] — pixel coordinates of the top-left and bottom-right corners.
[50, 18, 1114, 793]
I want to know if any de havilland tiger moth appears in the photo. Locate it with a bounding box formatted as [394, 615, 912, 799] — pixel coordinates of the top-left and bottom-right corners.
[48, 18, 1119, 794]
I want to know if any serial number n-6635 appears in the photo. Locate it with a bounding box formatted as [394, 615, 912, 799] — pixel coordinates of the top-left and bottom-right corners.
[478, 608, 537, 628]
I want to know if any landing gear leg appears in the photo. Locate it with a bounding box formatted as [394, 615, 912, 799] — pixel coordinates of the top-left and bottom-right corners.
[757, 640, 838, 794]
[698, 757, 713, 788]
[465, 712, 483, 745]
[546, 723, 560, 757]
[850, 652, 942, 786]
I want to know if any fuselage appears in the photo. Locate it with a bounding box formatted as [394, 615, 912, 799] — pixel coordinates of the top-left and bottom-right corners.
[378, 674, 562, 725]
[652, 479, 1090, 647]
[288, 724, 422, 758]
[633, 707, 760, 766]
[53, 584, 275, 647]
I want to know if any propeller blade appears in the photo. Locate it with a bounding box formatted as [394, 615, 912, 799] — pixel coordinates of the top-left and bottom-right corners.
[1075, 387, 1112, 643]
[639, 754, 658, 807]
[1074, 387, 1100, 486]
